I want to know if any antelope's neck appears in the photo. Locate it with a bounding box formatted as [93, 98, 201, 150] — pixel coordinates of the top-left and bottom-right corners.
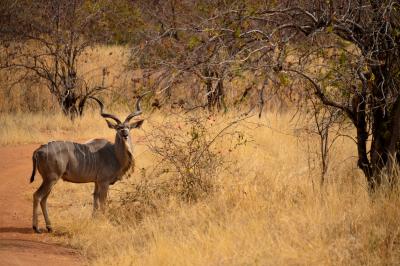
[115, 135, 134, 173]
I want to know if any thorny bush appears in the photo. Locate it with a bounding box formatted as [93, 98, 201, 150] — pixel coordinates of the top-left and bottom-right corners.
[109, 113, 249, 223]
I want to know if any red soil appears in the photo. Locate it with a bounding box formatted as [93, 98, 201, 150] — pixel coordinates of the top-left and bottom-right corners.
[0, 144, 83, 266]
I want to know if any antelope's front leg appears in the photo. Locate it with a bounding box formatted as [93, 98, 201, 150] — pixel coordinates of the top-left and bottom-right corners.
[92, 183, 100, 217]
[97, 182, 110, 213]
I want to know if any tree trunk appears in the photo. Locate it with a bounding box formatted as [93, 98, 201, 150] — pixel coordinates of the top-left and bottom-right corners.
[214, 77, 226, 112]
[387, 97, 400, 178]
[353, 92, 374, 188]
[78, 96, 89, 116]
[60, 90, 78, 119]
[359, 65, 400, 190]
[203, 68, 226, 112]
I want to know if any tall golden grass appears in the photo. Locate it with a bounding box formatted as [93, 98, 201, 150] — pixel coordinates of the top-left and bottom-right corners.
[5, 110, 397, 266]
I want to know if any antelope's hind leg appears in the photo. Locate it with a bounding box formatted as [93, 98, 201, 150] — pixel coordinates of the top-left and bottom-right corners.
[33, 177, 57, 233]
[40, 180, 57, 232]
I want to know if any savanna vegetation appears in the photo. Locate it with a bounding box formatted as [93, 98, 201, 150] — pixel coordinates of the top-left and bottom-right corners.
[1, 1, 400, 265]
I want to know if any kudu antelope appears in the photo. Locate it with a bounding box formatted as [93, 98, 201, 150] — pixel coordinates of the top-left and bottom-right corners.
[30, 96, 145, 233]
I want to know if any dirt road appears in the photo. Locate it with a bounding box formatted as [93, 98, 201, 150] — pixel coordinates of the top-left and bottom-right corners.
[0, 144, 83, 266]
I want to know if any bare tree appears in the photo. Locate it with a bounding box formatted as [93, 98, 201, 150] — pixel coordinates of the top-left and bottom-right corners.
[130, 0, 276, 111]
[0, 0, 109, 118]
[130, 0, 400, 190]
[265, 0, 400, 189]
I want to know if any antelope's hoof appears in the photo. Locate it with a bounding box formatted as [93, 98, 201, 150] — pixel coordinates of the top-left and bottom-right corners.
[46, 226, 53, 233]
[33, 226, 42, 234]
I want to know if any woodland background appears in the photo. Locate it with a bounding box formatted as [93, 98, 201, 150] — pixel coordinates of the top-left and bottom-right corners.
[1, 1, 400, 265]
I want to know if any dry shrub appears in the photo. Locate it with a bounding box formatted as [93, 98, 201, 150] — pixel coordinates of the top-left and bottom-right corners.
[147, 114, 223, 202]
[110, 113, 247, 223]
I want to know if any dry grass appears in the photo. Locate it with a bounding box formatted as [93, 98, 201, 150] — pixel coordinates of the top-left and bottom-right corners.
[1, 42, 398, 265]
[5, 110, 398, 265]
[0, 111, 114, 146]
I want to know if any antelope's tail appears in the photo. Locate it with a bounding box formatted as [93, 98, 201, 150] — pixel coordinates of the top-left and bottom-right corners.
[30, 151, 37, 183]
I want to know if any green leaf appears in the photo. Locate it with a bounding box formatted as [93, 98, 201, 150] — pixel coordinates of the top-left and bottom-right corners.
[234, 28, 241, 38]
[370, 73, 375, 81]
[188, 36, 200, 50]
[278, 73, 290, 86]
[339, 52, 347, 65]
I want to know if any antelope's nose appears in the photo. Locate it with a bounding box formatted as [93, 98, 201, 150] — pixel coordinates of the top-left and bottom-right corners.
[121, 130, 129, 139]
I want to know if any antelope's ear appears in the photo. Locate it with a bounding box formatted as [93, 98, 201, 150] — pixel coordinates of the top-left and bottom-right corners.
[129, 119, 144, 129]
[105, 119, 118, 129]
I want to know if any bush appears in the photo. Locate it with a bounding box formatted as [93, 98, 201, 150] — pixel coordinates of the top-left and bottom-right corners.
[110, 113, 247, 223]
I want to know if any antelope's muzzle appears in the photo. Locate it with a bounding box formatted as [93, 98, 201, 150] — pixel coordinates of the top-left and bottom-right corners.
[121, 129, 129, 140]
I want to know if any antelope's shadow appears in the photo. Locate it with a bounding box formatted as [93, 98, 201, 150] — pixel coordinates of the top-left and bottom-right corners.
[0, 226, 33, 234]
